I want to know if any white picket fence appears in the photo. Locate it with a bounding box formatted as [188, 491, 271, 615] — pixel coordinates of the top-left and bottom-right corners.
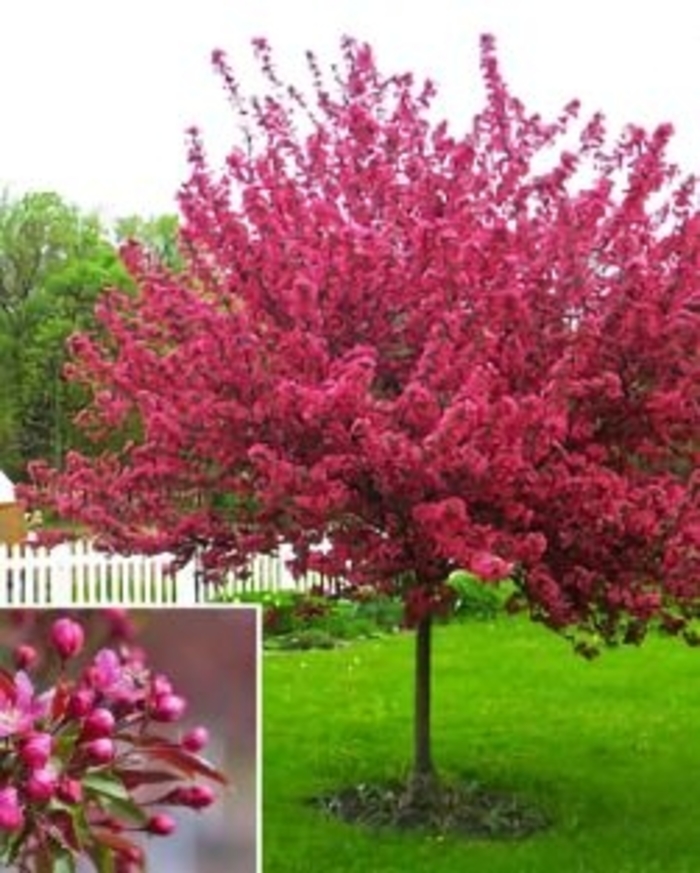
[0, 540, 338, 607]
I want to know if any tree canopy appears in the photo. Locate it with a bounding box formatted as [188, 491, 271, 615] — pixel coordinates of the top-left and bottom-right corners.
[25, 35, 700, 783]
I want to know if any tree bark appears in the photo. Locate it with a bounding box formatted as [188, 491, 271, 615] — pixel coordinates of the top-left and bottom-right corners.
[413, 613, 434, 782]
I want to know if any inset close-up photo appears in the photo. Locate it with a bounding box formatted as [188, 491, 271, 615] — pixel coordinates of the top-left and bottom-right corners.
[0, 608, 258, 873]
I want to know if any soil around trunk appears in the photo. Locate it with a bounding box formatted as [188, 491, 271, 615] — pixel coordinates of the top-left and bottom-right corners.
[309, 776, 551, 839]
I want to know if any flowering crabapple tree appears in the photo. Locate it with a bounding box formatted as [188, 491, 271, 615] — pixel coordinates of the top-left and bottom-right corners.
[0, 615, 226, 872]
[27, 36, 700, 795]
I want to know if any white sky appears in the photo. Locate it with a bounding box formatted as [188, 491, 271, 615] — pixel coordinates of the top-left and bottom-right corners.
[1, 0, 700, 221]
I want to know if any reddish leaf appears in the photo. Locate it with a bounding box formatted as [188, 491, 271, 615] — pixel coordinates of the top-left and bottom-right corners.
[51, 678, 71, 721]
[115, 731, 171, 746]
[145, 745, 229, 786]
[0, 667, 16, 700]
[47, 809, 82, 853]
[116, 768, 182, 790]
[90, 828, 143, 860]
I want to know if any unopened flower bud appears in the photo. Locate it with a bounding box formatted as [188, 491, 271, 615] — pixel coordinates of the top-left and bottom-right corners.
[146, 813, 176, 836]
[82, 707, 116, 739]
[25, 767, 58, 803]
[181, 726, 209, 752]
[171, 784, 216, 809]
[13, 644, 38, 670]
[151, 694, 186, 723]
[19, 732, 52, 770]
[152, 674, 173, 697]
[50, 618, 85, 660]
[68, 687, 95, 718]
[85, 737, 115, 765]
[103, 608, 136, 641]
[57, 777, 83, 805]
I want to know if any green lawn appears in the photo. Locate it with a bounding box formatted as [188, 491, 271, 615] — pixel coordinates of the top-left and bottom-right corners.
[263, 616, 700, 872]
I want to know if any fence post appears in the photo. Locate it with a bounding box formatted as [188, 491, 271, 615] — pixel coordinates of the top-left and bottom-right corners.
[52, 543, 73, 605]
[175, 559, 198, 605]
[278, 543, 296, 590]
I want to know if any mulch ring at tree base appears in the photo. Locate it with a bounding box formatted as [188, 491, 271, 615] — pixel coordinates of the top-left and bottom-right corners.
[308, 777, 551, 839]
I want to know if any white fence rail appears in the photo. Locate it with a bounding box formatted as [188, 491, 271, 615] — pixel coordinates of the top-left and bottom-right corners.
[0, 541, 338, 607]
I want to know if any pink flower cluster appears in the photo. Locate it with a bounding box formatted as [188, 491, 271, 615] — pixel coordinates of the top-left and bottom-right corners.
[0, 617, 226, 872]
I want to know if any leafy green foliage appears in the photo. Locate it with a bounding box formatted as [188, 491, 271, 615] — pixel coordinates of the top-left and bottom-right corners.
[224, 585, 504, 648]
[114, 214, 182, 272]
[224, 590, 404, 648]
[225, 579, 501, 648]
[446, 571, 504, 621]
[0, 190, 129, 478]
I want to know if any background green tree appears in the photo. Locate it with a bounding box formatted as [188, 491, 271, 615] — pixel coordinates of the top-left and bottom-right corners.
[114, 213, 182, 272]
[0, 190, 184, 481]
[0, 191, 130, 478]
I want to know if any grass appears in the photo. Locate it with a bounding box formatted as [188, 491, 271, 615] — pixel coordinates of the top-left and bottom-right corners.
[263, 615, 700, 872]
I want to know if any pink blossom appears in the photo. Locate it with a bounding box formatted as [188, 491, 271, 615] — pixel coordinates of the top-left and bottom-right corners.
[469, 552, 513, 582]
[0, 672, 49, 738]
[86, 649, 144, 703]
[0, 787, 24, 831]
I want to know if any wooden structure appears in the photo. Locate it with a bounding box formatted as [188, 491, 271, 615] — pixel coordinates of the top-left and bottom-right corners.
[0, 471, 25, 545]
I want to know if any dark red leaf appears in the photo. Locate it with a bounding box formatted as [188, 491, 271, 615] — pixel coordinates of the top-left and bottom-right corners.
[0, 667, 16, 700]
[51, 678, 71, 721]
[90, 827, 143, 859]
[145, 745, 229, 786]
[116, 768, 182, 790]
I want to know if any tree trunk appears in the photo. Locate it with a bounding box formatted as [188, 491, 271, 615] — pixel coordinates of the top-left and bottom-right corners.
[413, 613, 435, 784]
